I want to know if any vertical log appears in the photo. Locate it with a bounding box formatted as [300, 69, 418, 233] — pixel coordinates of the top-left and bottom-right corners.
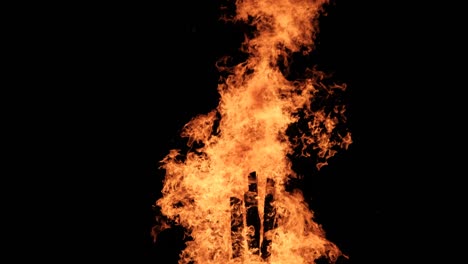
[261, 178, 276, 259]
[244, 171, 260, 255]
[230, 197, 244, 258]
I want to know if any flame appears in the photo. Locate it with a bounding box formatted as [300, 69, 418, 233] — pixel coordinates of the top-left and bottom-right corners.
[154, 0, 351, 263]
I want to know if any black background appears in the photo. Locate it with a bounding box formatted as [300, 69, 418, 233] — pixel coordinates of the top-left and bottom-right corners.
[27, 0, 462, 263]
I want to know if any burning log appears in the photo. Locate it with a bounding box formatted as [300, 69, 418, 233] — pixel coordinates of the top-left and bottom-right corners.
[244, 171, 261, 255]
[230, 197, 244, 258]
[261, 178, 276, 259]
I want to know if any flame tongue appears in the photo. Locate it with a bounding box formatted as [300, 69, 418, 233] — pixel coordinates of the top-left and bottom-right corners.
[155, 0, 351, 263]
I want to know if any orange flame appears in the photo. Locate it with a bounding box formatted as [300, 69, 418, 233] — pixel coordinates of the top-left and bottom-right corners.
[154, 0, 351, 263]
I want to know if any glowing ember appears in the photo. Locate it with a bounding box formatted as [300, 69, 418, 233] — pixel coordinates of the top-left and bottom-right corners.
[153, 0, 351, 263]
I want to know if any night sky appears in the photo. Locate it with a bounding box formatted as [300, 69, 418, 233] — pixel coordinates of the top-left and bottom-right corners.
[65, 1, 459, 263]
